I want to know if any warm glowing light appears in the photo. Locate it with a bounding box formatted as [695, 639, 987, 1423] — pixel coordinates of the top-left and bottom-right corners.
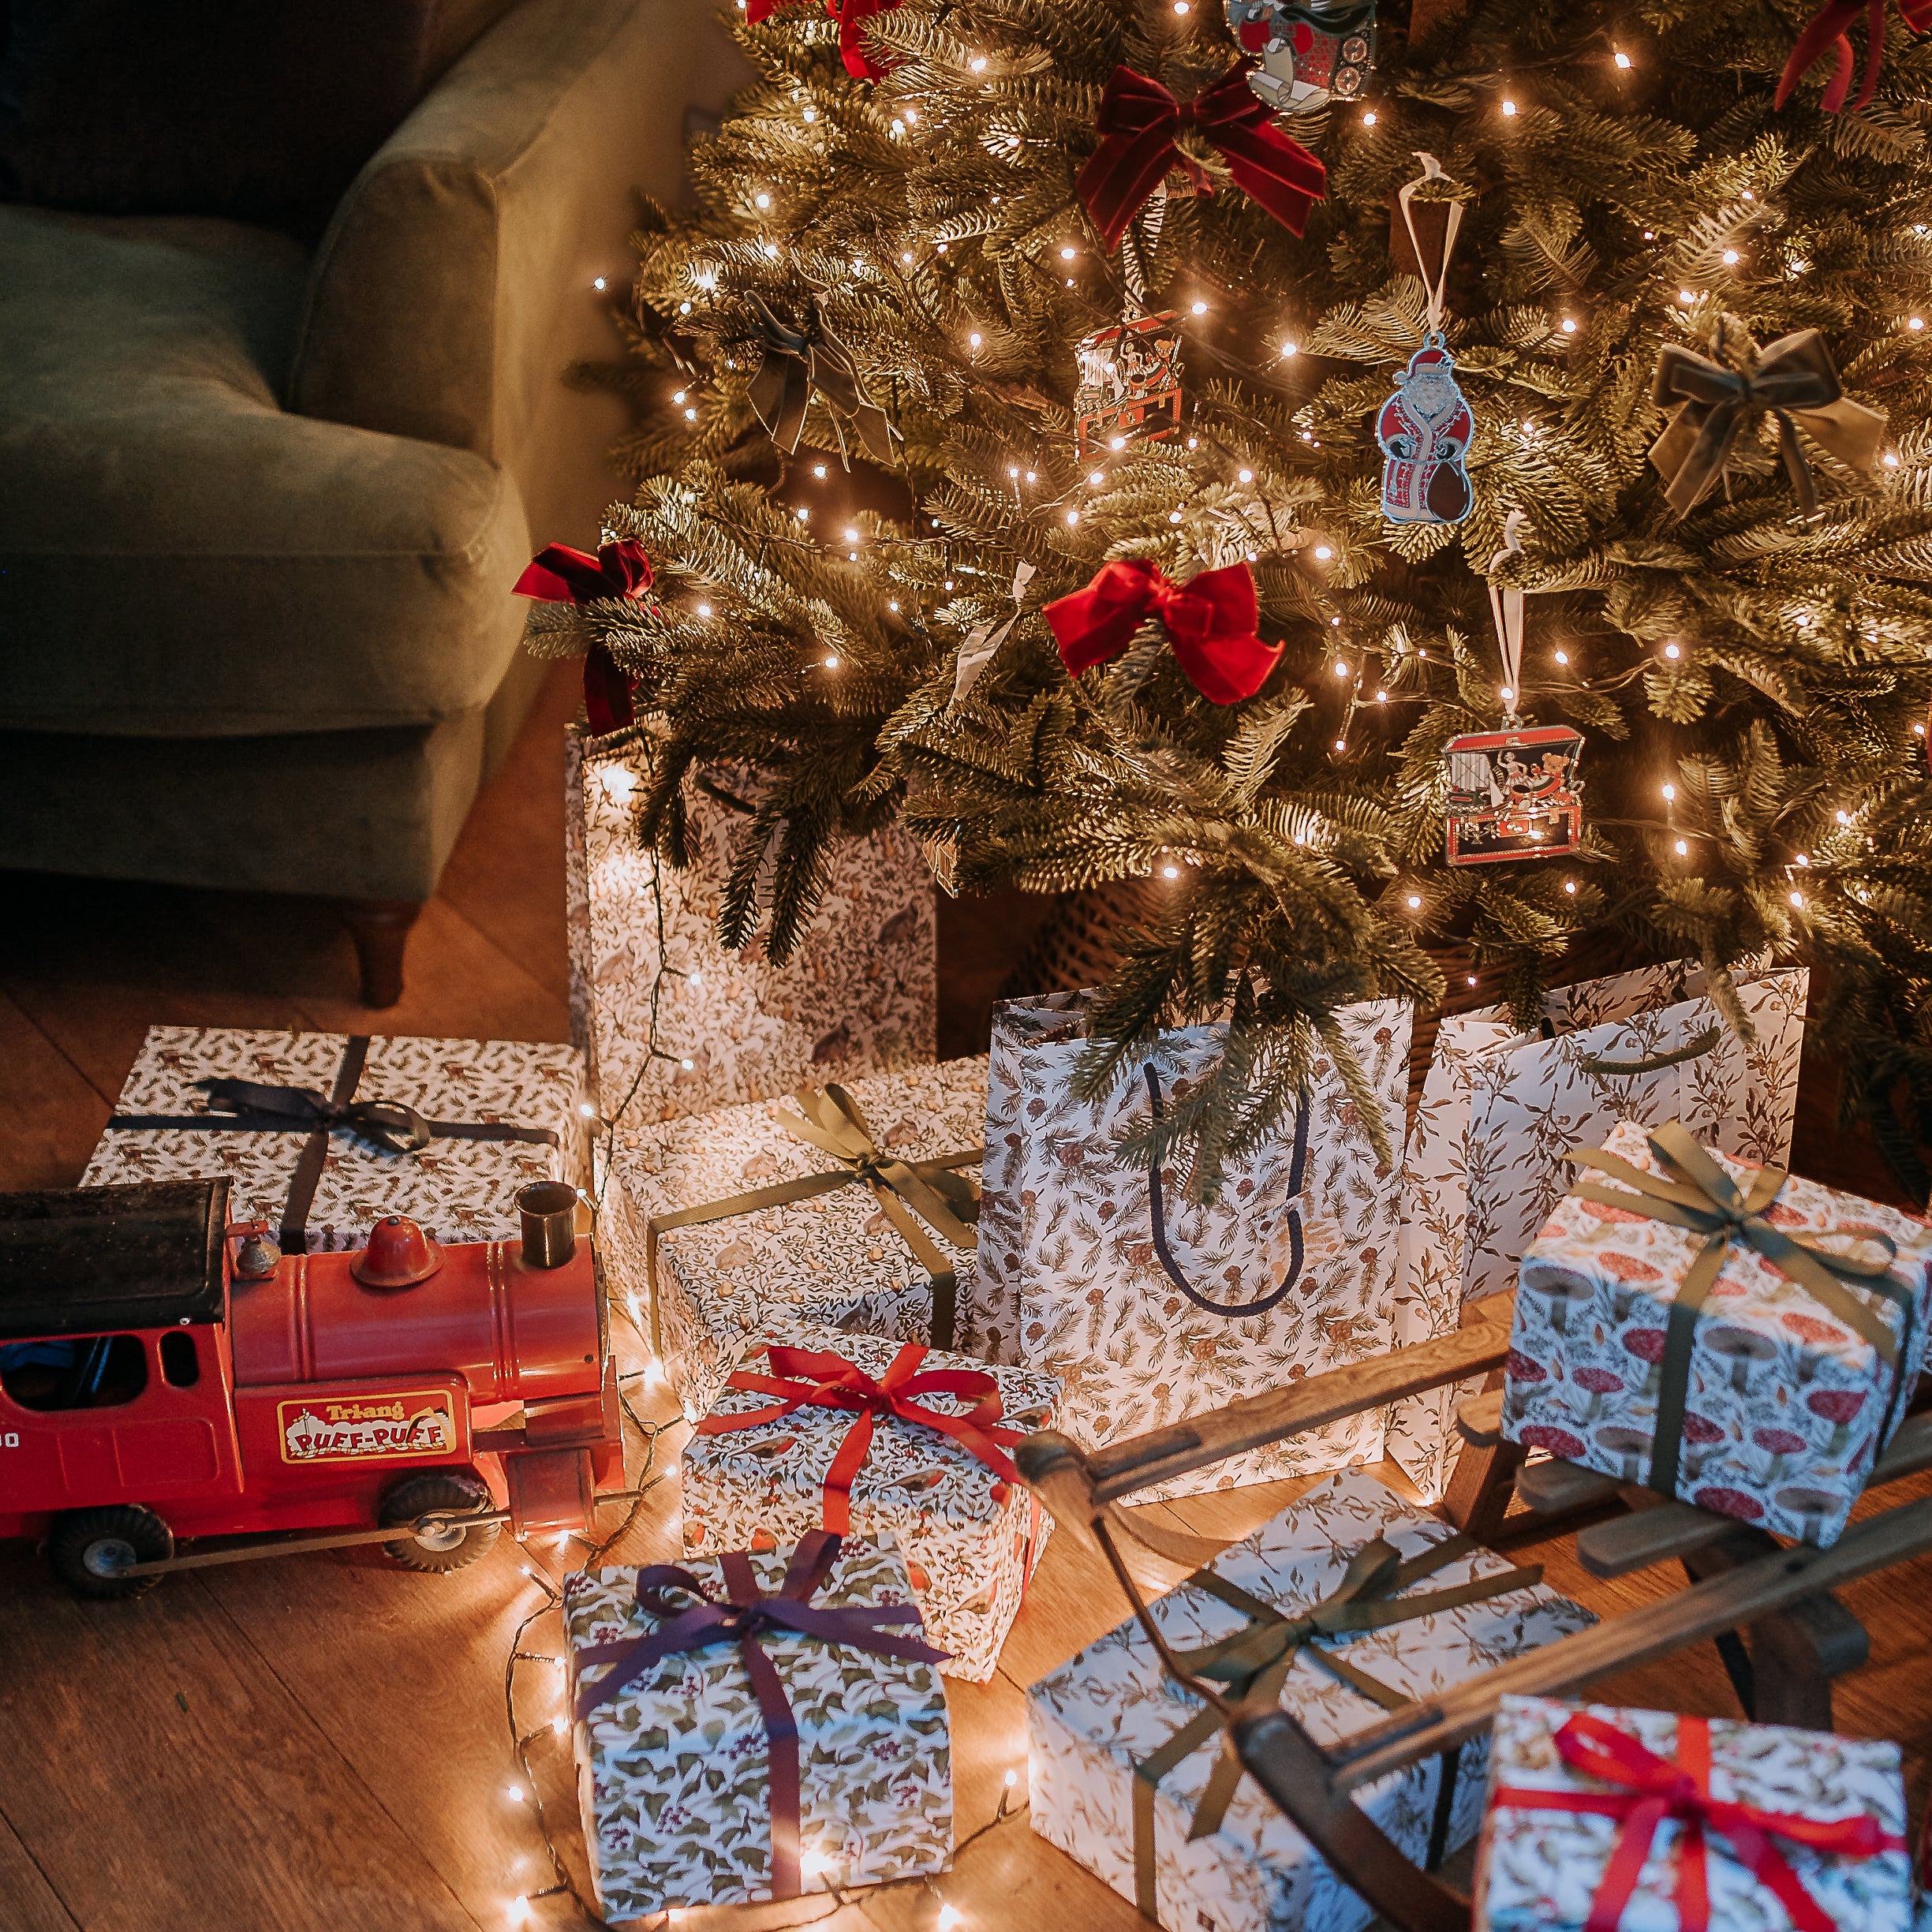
[1796, 852, 1811, 866]
[824, 654, 840, 668]
[1912, 317, 1927, 331]
[509, 1898, 530, 1925]
[1375, 689, 1388, 703]
[1790, 890, 1805, 907]
[1560, 317, 1579, 334]
[1004, 1769, 1020, 1788]
[969, 331, 983, 349]
[755, 192, 771, 209]
[1362, 110, 1377, 125]
[696, 602, 712, 617]
[1334, 738, 1347, 751]
[1836, 809, 1852, 824]
[802, 104, 817, 121]
[794, 506, 809, 521]
[1677, 289, 1695, 305]
[1238, 467, 1253, 483]
[592, 276, 607, 292]
[845, 527, 861, 543]
[1674, 839, 1688, 855]
[1661, 783, 1676, 801]
[679, 1057, 694, 1071]
[1280, 340, 1299, 358]
[1553, 648, 1569, 665]
[1664, 642, 1681, 659]
[600, 768, 637, 802]
[1407, 895, 1422, 910]
[1169, 510, 1183, 524]
[1162, 865, 1179, 879]
[551, 1713, 569, 1736]
[812, 462, 827, 478]
[801, 1853, 834, 1877]
[1721, 249, 1740, 265]
[1026, 469, 1037, 482]
[506, 1785, 525, 1804]
[1332, 660, 1350, 678]
[684, 408, 697, 421]
[1564, 880, 1577, 894]
[1066, 509, 1080, 524]
[1190, 299, 1208, 315]
[970, 54, 987, 71]
[1885, 452, 1902, 468]
[1314, 544, 1334, 560]
[1467, 974, 1478, 986]
[1500, 97, 1518, 116]
[937, 1910, 965, 1932]
[688, 971, 702, 987]
[1613, 48, 1631, 67]
[1500, 686, 1515, 704]
[1109, 435, 1127, 451]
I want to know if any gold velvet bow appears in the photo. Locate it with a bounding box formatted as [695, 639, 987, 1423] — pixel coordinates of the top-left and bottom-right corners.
[747, 294, 897, 467]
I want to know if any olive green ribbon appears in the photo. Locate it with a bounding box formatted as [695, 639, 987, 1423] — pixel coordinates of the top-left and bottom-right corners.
[645, 1082, 981, 1355]
[1130, 1532, 1543, 1923]
[747, 294, 898, 467]
[1568, 1121, 1915, 1500]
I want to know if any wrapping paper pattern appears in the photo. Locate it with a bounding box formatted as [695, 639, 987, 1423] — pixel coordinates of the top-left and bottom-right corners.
[566, 728, 936, 1123]
[600, 1058, 1015, 1420]
[1386, 965, 1807, 1497]
[82, 1026, 589, 1250]
[1029, 1469, 1596, 1932]
[566, 1535, 951, 1918]
[1017, 1003, 1411, 1497]
[1508, 1117, 1932, 1545]
[681, 1320, 1062, 1681]
[1474, 1695, 1912, 1932]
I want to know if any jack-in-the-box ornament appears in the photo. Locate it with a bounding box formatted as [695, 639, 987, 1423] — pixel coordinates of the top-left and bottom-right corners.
[1074, 312, 1183, 462]
[1224, 0, 1377, 110]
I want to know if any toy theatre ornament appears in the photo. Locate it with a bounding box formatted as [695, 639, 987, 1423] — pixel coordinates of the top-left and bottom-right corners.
[1224, 0, 1377, 110]
[1074, 312, 1183, 462]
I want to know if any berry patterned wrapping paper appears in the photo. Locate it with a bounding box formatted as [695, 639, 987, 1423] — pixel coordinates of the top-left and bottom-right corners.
[1474, 1695, 1913, 1932]
[566, 727, 935, 1123]
[1028, 1468, 1596, 1932]
[1015, 1003, 1411, 1498]
[82, 1026, 590, 1251]
[566, 1534, 952, 1919]
[600, 1057, 1017, 1420]
[1507, 1116, 1932, 1545]
[1386, 963, 1807, 1500]
[680, 1319, 1063, 1681]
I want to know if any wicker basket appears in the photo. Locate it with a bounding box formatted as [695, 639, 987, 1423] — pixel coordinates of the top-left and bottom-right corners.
[995, 876, 1168, 1003]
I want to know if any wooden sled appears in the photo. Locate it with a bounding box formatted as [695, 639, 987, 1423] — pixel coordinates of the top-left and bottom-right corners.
[1014, 1306, 1932, 1932]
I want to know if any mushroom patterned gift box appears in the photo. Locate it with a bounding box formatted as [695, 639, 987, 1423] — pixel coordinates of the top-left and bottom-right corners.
[1474, 1695, 1913, 1932]
[82, 1026, 590, 1252]
[1028, 1467, 1596, 1932]
[566, 1531, 952, 1919]
[1506, 1118, 1932, 1545]
[680, 1321, 1062, 1681]
[600, 1057, 1011, 1420]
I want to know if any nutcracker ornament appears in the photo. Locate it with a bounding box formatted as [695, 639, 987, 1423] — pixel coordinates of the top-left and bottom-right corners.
[1074, 312, 1183, 462]
[1224, 0, 1377, 110]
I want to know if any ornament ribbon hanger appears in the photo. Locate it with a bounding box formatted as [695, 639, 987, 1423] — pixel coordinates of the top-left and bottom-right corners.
[1397, 151, 1463, 342]
[954, 560, 1037, 701]
[1487, 507, 1527, 726]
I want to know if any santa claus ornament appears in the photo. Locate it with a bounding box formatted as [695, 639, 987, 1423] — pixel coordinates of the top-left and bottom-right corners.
[1378, 154, 1473, 526]
[1223, 0, 1377, 110]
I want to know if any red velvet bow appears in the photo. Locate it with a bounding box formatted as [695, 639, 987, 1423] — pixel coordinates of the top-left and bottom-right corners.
[1776, 0, 1932, 111]
[1044, 559, 1280, 704]
[1077, 65, 1326, 251]
[1492, 1712, 1905, 1932]
[697, 1342, 1026, 1535]
[746, 0, 899, 77]
[513, 539, 653, 735]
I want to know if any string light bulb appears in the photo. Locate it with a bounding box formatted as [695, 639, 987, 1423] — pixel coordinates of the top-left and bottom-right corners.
[1674, 839, 1688, 856]
[1661, 783, 1676, 801]
[754, 192, 771, 209]
[937, 1910, 965, 1932]
[1238, 467, 1253, 483]
[1190, 299, 1208, 315]
[1664, 642, 1681, 659]
[1407, 895, 1422, 910]
[1314, 544, 1334, 559]
[1362, 110, 1377, 125]
[1280, 340, 1299, 358]
[1564, 879, 1577, 894]
[1613, 48, 1631, 67]
[1500, 97, 1518, 116]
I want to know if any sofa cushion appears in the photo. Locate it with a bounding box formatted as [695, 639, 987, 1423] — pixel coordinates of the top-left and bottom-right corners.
[0, 204, 530, 736]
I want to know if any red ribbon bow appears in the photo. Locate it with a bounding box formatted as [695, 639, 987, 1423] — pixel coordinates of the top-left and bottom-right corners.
[513, 539, 653, 734]
[1492, 1712, 1905, 1932]
[697, 1342, 1026, 1534]
[1077, 64, 1325, 250]
[1776, 0, 1932, 112]
[1044, 559, 1281, 704]
[746, 0, 899, 77]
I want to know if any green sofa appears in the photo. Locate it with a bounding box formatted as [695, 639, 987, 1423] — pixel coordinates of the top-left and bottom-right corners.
[0, 0, 737, 1001]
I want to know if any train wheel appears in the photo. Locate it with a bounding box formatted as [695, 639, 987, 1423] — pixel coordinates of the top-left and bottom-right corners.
[48, 1505, 173, 1600]
[380, 1470, 500, 1574]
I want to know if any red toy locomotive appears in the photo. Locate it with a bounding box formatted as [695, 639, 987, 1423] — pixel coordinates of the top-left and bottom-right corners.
[0, 1176, 626, 1598]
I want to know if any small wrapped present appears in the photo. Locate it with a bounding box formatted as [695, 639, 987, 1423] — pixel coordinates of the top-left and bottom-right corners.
[566, 727, 936, 1123]
[81, 1026, 589, 1251]
[682, 1320, 1062, 1681]
[1028, 1467, 1595, 1932]
[1475, 1694, 1913, 1932]
[600, 1057, 1011, 1419]
[1508, 1117, 1932, 1545]
[566, 1531, 952, 1919]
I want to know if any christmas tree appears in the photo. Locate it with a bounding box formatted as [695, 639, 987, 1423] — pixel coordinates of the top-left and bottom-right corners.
[525, 0, 1932, 1190]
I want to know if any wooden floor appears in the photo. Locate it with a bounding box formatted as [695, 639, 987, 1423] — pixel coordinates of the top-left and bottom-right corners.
[2, 660, 1929, 1932]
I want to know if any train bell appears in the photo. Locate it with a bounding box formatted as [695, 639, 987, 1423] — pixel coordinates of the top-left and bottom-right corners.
[350, 1214, 443, 1289]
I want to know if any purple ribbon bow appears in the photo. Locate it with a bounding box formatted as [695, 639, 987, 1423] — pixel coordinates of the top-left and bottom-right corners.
[572, 1530, 947, 1900]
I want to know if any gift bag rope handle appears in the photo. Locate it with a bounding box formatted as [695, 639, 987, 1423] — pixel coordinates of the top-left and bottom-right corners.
[1577, 1025, 1721, 1077]
[1145, 1064, 1308, 1317]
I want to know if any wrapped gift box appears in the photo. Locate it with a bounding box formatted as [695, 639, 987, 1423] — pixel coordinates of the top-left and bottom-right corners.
[1029, 1467, 1595, 1932]
[1475, 1694, 1912, 1932]
[566, 1534, 952, 1918]
[682, 1319, 1062, 1681]
[81, 1026, 590, 1251]
[600, 1057, 1014, 1419]
[566, 727, 936, 1123]
[1508, 1117, 1932, 1545]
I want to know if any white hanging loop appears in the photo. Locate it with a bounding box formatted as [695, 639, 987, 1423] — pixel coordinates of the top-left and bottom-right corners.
[1397, 151, 1463, 341]
[953, 559, 1037, 701]
[1487, 506, 1527, 725]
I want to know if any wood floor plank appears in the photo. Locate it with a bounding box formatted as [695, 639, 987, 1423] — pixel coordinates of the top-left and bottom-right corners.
[0, 1811, 81, 1932]
[0, 992, 108, 1190]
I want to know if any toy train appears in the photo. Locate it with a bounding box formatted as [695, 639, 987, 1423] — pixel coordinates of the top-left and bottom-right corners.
[0, 1177, 625, 1598]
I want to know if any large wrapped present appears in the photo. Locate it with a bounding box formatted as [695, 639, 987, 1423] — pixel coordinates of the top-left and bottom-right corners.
[81, 1026, 590, 1251]
[1475, 1694, 1912, 1932]
[566, 1530, 951, 1918]
[600, 1058, 1010, 1419]
[566, 727, 936, 1123]
[1028, 1467, 1595, 1932]
[1387, 962, 1807, 1498]
[682, 1320, 1061, 1682]
[1507, 1117, 1932, 1545]
[1016, 1002, 1411, 1497]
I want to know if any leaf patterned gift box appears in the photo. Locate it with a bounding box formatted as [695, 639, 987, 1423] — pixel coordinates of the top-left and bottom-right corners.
[681, 1318, 1063, 1682]
[566, 1535, 953, 1919]
[1028, 1467, 1596, 1932]
[1474, 1695, 1913, 1932]
[1507, 1117, 1932, 1546]
[82, 1026, 591, 1250]
[600, 1056, 1020, 1420]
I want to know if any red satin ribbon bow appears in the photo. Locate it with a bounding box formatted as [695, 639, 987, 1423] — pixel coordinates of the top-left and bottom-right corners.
[1077, 64, 1325, 250]
[697, 1342, 1025, 1534]
[746, 0, 899, 77]
[1776, 0, 1932, 112]
[1492, 1712, 1904, 1932]
[1045, 559, 1281, 704]
[513, 539, 653, 735]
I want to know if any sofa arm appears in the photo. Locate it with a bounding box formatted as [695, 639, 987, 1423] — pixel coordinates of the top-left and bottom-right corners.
[287, 0, 744, 538]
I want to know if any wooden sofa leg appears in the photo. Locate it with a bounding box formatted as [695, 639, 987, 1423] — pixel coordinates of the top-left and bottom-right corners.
[342, 898, 424, 1007]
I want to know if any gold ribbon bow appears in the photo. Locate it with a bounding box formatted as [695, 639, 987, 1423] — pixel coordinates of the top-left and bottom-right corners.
[1649, 327, 1886, 519]
[1568, 1121, 1913, 1500]
[1130, 1532, 1542, 1923]
[747, 294, 898, 468]
[645, 1082, 981, 1355]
